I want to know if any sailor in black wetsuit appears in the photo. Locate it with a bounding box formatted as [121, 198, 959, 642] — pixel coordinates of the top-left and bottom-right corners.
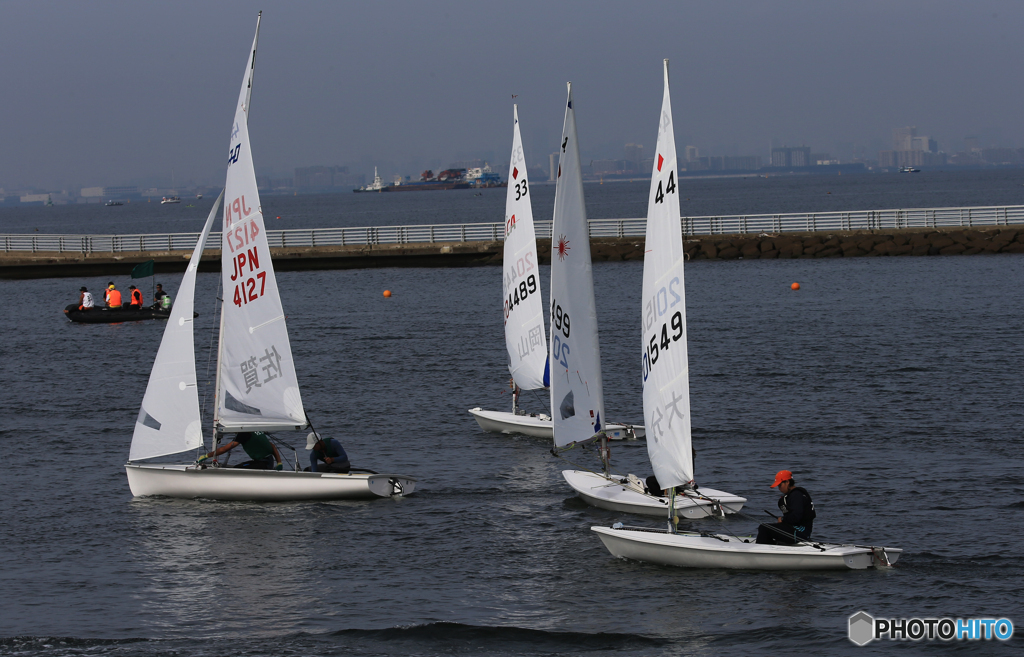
[756, 469, 816, 545]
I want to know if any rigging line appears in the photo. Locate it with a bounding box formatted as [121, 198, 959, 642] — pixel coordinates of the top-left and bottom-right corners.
[266, 434, 297, 472]
[198, 279, 222, 455]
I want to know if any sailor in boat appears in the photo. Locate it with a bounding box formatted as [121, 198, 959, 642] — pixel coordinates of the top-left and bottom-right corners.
[128, 285, 143, 309]
[152, 284, 169, 309]
[198, 431, 284, 470]
[644, 446, 697, 495]
[756, 469, 816, 545]
[78, 287, 94, 311]
[305, 433, 351, 473]
[104, 283, 122, 308]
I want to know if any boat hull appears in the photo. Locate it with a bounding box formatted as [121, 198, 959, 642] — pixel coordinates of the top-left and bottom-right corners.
[592, 526, 902, 570]
[468, 408, 644, 440]
[125, 464, 416, 501]
[64, 303, 181, 324]
[382, 182, 470, 191]
[563, 470, 746, 518]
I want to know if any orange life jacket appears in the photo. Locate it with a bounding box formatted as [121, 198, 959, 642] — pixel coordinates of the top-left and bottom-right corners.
[107, 289, 122, 307]
[131, 289, 143, 305]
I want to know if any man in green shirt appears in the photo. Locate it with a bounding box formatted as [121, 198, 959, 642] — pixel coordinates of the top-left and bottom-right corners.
[200, 431, 284, 470]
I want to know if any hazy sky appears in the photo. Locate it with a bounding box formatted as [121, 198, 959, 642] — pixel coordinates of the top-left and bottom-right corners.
[3, 0, 1023, 190]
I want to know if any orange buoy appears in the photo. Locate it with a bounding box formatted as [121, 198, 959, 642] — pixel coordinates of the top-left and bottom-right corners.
[791, 282, 800, 290]
[383, 290, 392, 298]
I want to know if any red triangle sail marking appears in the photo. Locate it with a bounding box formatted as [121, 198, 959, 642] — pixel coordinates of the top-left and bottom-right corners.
[657, 154, 664, 172]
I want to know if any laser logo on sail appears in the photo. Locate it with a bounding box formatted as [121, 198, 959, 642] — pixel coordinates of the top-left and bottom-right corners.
[556, 235, 571, 260]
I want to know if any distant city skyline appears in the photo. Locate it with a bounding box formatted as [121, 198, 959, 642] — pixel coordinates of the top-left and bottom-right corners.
[2, 1, 1024, 194]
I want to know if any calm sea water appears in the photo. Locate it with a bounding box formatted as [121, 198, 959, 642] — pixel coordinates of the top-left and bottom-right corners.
[2, 173, 1023, 655]
[3, 168, 1024, 236]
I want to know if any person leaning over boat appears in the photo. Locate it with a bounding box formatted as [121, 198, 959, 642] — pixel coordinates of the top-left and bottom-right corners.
[128, 285, 143, 309]
[756, 469, 816, 545]
[78, 286, 94, 311]
[104, 283, 122, 308]
[305, 433, 350, 473]
[199, 431, 284, 470]
[152, 283, 171, 310]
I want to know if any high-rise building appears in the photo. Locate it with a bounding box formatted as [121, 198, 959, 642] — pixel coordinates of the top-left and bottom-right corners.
[549, 152, 559, 182]
[684, 145, 699, 162]
[624, 143, 644, 171]
[770, 146, 811, 167]
[911, 136, 938, 153]
[893, 126, 916, 151]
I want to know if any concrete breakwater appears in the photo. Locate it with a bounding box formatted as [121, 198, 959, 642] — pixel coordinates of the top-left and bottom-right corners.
[2, 226, 1023, 279]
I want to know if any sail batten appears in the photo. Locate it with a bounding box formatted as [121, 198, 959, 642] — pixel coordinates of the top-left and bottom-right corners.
[503, 105, 548, 390]
[129, 191, 223, 461]
[215, 17, 306, 433]
[549, 84, 604, 449]
[642, 60, 693, 488]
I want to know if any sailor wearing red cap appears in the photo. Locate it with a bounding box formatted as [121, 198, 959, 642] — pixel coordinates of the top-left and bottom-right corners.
[755, 469, 816, 545]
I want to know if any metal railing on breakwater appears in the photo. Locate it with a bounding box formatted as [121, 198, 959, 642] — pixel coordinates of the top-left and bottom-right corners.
[3, 204, 1023, 254]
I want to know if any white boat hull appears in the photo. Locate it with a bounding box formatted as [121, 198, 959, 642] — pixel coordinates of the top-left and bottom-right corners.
[563, 470, 746, 519]
[125, 464, 416, 501]
[592, 526, 902, 570]
[468, 408, 644, 440]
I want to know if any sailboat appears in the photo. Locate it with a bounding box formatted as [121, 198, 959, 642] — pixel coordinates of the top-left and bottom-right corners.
[559, 69, 745, 520]
[468, 105, 643, 442]
[591, 61, 899, 569]
[124, 13, 415, 501]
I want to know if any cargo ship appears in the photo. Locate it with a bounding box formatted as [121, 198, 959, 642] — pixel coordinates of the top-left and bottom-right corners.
[382, 169, 472, 192]
[466, 163, 506, 188]
[354, 167, 387, 192]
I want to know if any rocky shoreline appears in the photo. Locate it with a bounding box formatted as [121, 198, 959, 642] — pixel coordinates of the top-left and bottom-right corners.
[581, 226, 1024, 262]
[4, 226, 1023, 279]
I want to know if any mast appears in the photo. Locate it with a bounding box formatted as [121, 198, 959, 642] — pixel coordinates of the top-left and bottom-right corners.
[548, 83, 605, 453]
[243, 11, 261, 118]
[503, 104, 547, 393]
[642, 58, 694, 492]
[212, 11, 259, 445]
[211, 287, 227, 445]
[215, 11, 306, 434]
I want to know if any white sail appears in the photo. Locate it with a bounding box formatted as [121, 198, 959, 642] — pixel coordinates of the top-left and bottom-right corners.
[130, 191, 224, 461]
[215, 16, 306, 433]
[641, 60, 693, 489]
[550, 83, 604, 449]
[503, 105, 548, 390]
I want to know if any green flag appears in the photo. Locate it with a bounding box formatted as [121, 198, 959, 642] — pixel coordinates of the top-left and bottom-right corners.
[131, 259, 155, 279]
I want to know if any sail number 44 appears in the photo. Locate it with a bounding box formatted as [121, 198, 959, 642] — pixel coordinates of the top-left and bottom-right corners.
[654, 170, 676, 204]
